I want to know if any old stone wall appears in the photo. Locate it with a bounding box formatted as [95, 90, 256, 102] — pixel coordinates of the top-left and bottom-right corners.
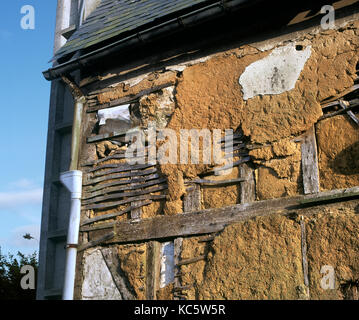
[76, 15, 359, 300]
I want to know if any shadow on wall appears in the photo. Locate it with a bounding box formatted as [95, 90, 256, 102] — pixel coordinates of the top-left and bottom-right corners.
[331, 141, 359, 175]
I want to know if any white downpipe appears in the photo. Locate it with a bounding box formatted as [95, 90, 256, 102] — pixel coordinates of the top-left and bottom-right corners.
[60, 170, 83, 300]
[60, 97, 85, 300]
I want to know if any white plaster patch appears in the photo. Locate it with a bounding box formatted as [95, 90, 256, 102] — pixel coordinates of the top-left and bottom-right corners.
[159, 242, 174, 288]
[97, 104, 130, 125]
[166, 65, 187, 72]
[239, 44, 312, 100]
[81, 249, 122, 300]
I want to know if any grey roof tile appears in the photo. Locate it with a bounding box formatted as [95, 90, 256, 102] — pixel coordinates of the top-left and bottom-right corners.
[54, 0, 212, 61]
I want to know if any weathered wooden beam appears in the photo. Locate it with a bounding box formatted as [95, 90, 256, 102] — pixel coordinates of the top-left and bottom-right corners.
[174, 183, 202, 300]
[176, 255, 206, 267]
[102, 186, 359, 244]
[240, 163, 256, 204]
[321, 84, 359, 107]
[298, 186, 359, 205]
[83, 178, 167, 200]
[84, 173, 160, 192]
[83, 167, 158, 186]
[82, 184, 168, 205]
[197, 235, 215, 243]
[86, 163, 125, 172]
[78, 232, 115, 252]
[301, 126, 320, 194]
[80, 221, 116, 232]
[146, 241, 161, 300]
[300, 218, 310, 289]
[83, 194, 166, 210]
[339, 100, 359, 126]
[319, 99, 359, 121]
[173, 285, 192, 292]
[183, 184, 201, 213]
[230, 144, 247, 152]
[186, 177, 246, 186]
[90, 163, 155, 178]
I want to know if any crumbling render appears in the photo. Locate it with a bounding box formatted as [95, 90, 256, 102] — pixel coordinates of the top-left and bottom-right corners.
[77, 18, 359, 300]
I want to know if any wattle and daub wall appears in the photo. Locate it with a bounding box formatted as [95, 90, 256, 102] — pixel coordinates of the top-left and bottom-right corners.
[75, 14, 359, 300]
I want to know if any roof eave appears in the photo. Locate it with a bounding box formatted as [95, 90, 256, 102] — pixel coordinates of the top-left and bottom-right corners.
[43, 0, 254, 81]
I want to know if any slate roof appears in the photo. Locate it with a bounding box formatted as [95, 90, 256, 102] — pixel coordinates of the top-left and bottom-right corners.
[54, 0, 214, 61]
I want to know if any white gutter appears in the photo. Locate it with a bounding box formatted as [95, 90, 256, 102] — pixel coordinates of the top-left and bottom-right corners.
[60, 94, 86, 300]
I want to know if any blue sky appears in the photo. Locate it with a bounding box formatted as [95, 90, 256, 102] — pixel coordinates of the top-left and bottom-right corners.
[0, 1, 57, 256]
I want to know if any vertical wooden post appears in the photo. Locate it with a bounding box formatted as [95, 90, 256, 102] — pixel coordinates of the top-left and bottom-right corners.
[300, 217, 310, 300]
[146, 241, 160, 300]
[301, 125, 320, 194]
[183, 184, 201, 213]
[172, 183, 202, 300]
[240, 163, 255, 204]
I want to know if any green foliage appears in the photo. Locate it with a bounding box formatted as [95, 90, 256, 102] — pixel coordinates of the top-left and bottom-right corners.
[0, 247, 38, 300]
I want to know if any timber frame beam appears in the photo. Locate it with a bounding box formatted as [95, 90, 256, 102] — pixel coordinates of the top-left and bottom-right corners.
[83, 186, 359, 246]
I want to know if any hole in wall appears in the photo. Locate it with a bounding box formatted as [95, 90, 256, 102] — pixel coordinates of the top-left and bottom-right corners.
[340, 280, 359, 300]
[296, 44, 304, 51]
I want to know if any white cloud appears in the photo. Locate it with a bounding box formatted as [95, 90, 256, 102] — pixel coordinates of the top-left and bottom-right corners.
[9, 178, 36, 189]
[0, 188, 43, 209]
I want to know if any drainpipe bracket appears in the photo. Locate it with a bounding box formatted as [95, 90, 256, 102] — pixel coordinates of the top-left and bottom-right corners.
[65, 244, 79, 249]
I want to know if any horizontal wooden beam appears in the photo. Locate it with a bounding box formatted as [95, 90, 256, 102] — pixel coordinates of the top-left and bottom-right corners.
[86, 82, 174, 113]
[78, 232, 115, 252]
[176, 255, 206, 267]
[95, 186, 359, 245]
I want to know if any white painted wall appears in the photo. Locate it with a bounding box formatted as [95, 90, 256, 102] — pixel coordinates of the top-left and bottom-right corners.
[82, 249, 122, 300]
[54, 0, 74, 54]
[83, 0, 102, 21]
